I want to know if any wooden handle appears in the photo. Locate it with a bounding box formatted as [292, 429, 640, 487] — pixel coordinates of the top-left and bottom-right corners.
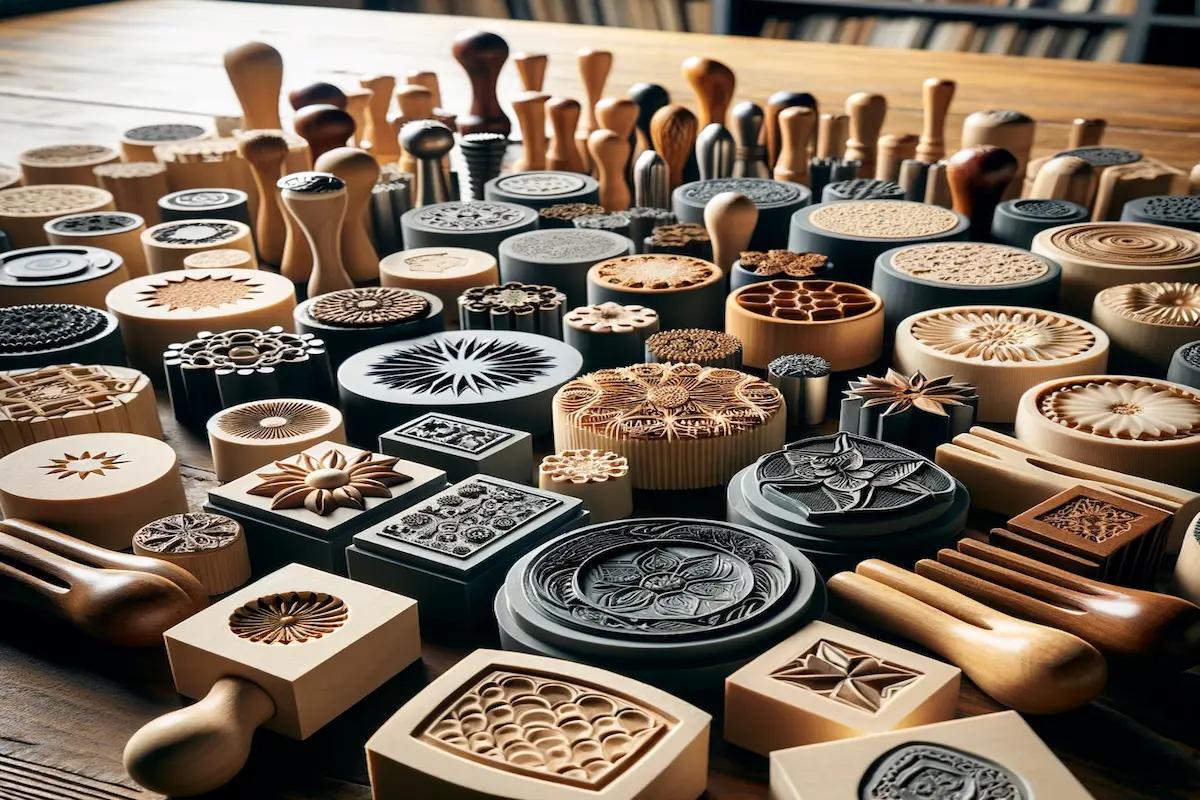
[588, 129, 631, 211]
[514, 52, 548, 92]
[774, 106, 814, 185]
[293, 105, 356, 162]
[844, 92, 887, 175]
[650, 104, 698, 190]
[917, 77, 956, 163]
[596, 97, 638, 139]
[314, 147, 381, 283]
[406, 70, 443, 108]
[224, 42, 283, 131]
[288, 82, 347, 112]
[704, 191, 756, 272]
[1028, 155, 1097, 207]
[946, 145, 1018, 240]
[875, 133, 918, 182]
[395, 84, 435, 122]
[124, 677, 276, 797]
[546, 97, 586, 173]
[681, 56, 735, 128]
[1069, 117, 1106, 149]
[628, 82, 671, 151]
[512, 91, 550, 171]
[281, 180, 352, 297]
[360, 75, 398, 160]
[765, 91, 817, 169]
[453, 30, 511, 136]
[238, 132, 289, 265]
[0, 518, 206, 610]
[577, 49, 614, 132]
[817, 112, 848, 160]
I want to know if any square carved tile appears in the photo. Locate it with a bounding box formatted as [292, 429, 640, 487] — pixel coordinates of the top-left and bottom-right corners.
[770, 711, 1093, 800]
[165, 563, 420, 739]
[724, 621, 960, 756]
[379, 411, 533, 484]
[366, 649, 710, 800]
[1005, 484, 1171, 587]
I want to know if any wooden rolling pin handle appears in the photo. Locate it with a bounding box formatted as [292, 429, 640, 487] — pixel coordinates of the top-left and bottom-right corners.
[855, 558, 1003, 629]
[124, 677, 276, 797]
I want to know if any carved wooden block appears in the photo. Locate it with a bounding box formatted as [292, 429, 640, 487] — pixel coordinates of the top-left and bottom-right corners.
[645, 328, 743, 370]
[1092, 281, 1200, 375]
[769, 712, 1093, 800]
[1015, 375, 1200, 492]
[379, 412, 532, 485]
[725, 279, 884, 371]
[45, 211, 149, 279]
[93, 162, 170, 226]
[725, 621, 960, 756]
[0, 304, 125, 371]
[1031, 222, 1200, 319]
[207, 398, 345, 483]
[366, 648, 710, 800]
[105, 268, 297, 384]
[538, 449, 631, 523]
[499, 229, 633, 310]
[380, 246, 499, 330]
[347, 476, 585, 629]
[0, 244, 128, 311]
[0, 185, 115, 249]
[553, 362, 785, 490]
[0, 364, 161, 458]
[585, 254, 724, 331]
[18, 144, 119, 187]
[295, 286, 445, 368]
[563, 303, 660, 372]
[205, 440, 447, 575]
[935, 425, 1200, 555]
[0, 431, 187, 550]
[133, 512, 252, 595]
[894, 306, 1110, 423]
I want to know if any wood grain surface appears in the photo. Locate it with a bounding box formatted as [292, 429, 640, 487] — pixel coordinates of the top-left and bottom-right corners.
[0, 3, 1198, 798]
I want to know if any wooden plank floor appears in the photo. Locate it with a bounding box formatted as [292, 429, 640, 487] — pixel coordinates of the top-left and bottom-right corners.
[0, 3, 1199, 798]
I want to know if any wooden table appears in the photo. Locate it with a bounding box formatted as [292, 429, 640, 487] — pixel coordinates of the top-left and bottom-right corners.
[1, 3, 1200, 799]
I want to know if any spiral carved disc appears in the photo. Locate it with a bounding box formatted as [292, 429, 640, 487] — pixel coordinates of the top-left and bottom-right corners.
[1047, 224, 1200, 266]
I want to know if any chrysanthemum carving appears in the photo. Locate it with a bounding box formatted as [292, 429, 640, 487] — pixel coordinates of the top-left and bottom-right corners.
[229, 591, 348, 644]
[539, 450, 629, 484]
[563, 303, 659, 333]
[846, 370, 976, 417]
[247, 449, 411, 515]
[1098, 282, 1200, 326]
[1038, 379, 1200, 441]
[910, 309, 1096, 363]
[215, 400, 333, 441]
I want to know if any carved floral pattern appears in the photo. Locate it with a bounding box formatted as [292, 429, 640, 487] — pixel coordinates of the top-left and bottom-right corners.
[846, 370, 976, 417]
[248, 449, 411, 515]
[591, 255, 716, 290]
[134, 513, 241, 553]
[539, 450, 628, 484]
[584, 546, 750, 619]
[1098, 282, 1200, 326]
[909, 309, 1096, 363]
[770, 640, 921, 713]
[412, 202, 528, 231]
[1038, 379, 1200, 441]
[563, 303, 659, 334]
[228, 591, 348, 644]
[1035, 495, 1142, 544]
[215, 400, 333, 441]
[309, 287, 429, 327]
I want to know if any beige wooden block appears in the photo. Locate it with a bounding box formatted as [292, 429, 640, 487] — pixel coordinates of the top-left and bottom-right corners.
[366, 648, 710, 800]
[1092, 282, 1200, 374]
[0, 431, 187, 550]
[141, 219, 258, 274]
[0, 185, 115, 249]
[770, 711, 1093, 800]
[93, 162, 170, 226]
[380, 247, 499, 330]
[104, 268, 296, 383]
[207, 398, 346, 482]
[165, 562, 420, 739]
[724, 621, 960, 757]
[1174, 512, 1200, 606]
[18, 144, 119, 187]
[0, 364, 161, 458]
[133, 512, 252, 595]
[45, 211, 149, 278]
[936, 426, 1200, 554]
[893, 305, 1110, 423]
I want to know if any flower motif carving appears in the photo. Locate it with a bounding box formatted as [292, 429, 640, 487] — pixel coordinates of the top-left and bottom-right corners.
[584, 546, 751, 619]
[1038, 379, 1200, 441]
[1099, 282, 1200, 326]
[770, 640, 921, 713]
[860, 743, 1029, 800]
[228, 591, 348, 644]
[591, 255, 717, 290]
[134, 513, 241, 553]
[910, 308, 1096, 363]
[553, 363, 782, 442]
[846, 370, 976, 417]
[215, 400, 332, 441]
[40, 450, 127, 480]
[540, 450, 628, 484]
[248, 449, 411, 515]
[1035, 495, 1142, 544]
[564, 303, 659, 334]
[309, 287, 429, 327]
[367, 336, 555, 396]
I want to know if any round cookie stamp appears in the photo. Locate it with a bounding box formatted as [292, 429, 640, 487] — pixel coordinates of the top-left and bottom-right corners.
[586, 253, 724, 331]
[484, 170, 600, 209]
[673, 177, 811, 251]
[0, 304, 124, 370]
[1092, 281, 1200, 374]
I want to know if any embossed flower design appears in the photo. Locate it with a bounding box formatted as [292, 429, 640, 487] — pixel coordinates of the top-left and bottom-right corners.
[248, 449, 411, 515]
[229, 591, 348, 644]
[1040, 380, 1200, 440]
[770, 640, 920, 713]
[911, 308, 1096, 363]
[134, 513, 240, 553]
[540, 449, 628, 484]
[847, 370, 976, 417]
[1036, 496, 1140, 543]
[309, 287, 429, 328]
[1101, 281, 1200, 326]
[590, 547, 743, 618]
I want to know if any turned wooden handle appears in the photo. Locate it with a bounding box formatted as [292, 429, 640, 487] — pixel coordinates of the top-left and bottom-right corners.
[453, 30, 511, 136]
[406, 70, 443, 108]
[514, 52, 548, 92]
[682, 56, 735, 129]
[360, 75, 398, 159]
[589, 129, 631, 211]
[124, 677, 276, 797]
[817, 113, 848, 161]
[281, 181, 352, 298]
[512, 91, 550, 171]
[876, 133, 918, 182]
[765, 91, 817, 169]
[546, 97, 586, 173]
[577, 49, 614, 132]
[596, 97, 639, 140]
[1069, 117, 1106, 149]
[395, 84, 435, 122]
[314, 146, 381, 283]
[704, 191, 756, 272]
[650, 104, 698, 190]
[294, 105, 356, 163]
[224, 41, 283, 131]
[946, 145, 1018, 240]
[1028, 155, 1097, 206]
[775, 106, 814, 185]
[917, 77, 956, 163]
[844, 92, 887, 175]
[237, 133, 289, 266]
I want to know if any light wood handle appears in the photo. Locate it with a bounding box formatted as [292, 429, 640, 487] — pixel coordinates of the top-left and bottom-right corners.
[844, 92, 887, 175]
[512, 91, 550, 171]
[596, 97, 638, 139]
[681, 56, 735, 128]
[514, 52, 548, 92]
[1069, 117, 1106, 149]
[876, 133, 918, 182]
[917, 77, 956, 163]
[817, 113, 848, 160]
[704, 191, 756, 272]
[1028, 155, 1097, 206]
[124, 677, 276, 797]
[314, 146, 381, 283]
[588, 129, 631, 211]
[650, 104, 698, 190]
[855, 558, 1005, 629]
[546, 97, 586, 173]
[577, 49, 613, 132]
[405, 70, 443, 108]
[765, 91, 817, 169]
[281, 185, 352, 298]
[774, 106, 814, 185]
[361, 75, 398, 160]
[223, 42, 283, 131]
[395, 84, 435, 122]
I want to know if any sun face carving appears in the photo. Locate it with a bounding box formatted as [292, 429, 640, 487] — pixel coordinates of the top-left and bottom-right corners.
[136, 274, 262, 311]
[1038, 379, 1200, 441]
[1098, 282, 1200, 326]
[247, 449, 412, 515]
[910, 309, 1096, 363]
[40, 450, 128, 480]
[229, 591, 348, 644]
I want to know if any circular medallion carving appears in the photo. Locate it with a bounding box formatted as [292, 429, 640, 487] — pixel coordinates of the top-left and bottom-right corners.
[229, 591, 348, 644]
[808, 201, 962, 239]
[679, 178, 803, 206]
[1037, 378, 1200, 441]
[413, 202, 529, 230]
[890, 243, 1050, 286]
[1047, 223, 1200, 266]
[310, 287, 429, 327]
[495, 173, 587, 196]
[591, 254, 718, 290]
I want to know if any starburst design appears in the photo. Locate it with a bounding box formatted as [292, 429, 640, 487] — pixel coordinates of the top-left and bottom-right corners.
[1039, 379, 1200, 441]
[229, 591, 348, 644]
[367, 336, 555, 396]
[847, 370, 976, 417]
[136, 274, 262, 311]
[910, 309, 1096, 363]
[247, 449, 411, 515]
[309, 287, 429, 327]
[40, 450, 128, 480]
[770, 640, 921, 713]
[215, 400, 333, 441]
[1100, 282, 1200, 326]
[134, 513, 241, 553]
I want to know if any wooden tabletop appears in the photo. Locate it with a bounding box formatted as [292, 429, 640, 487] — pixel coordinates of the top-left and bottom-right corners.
[1, 3, 1200, 799]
